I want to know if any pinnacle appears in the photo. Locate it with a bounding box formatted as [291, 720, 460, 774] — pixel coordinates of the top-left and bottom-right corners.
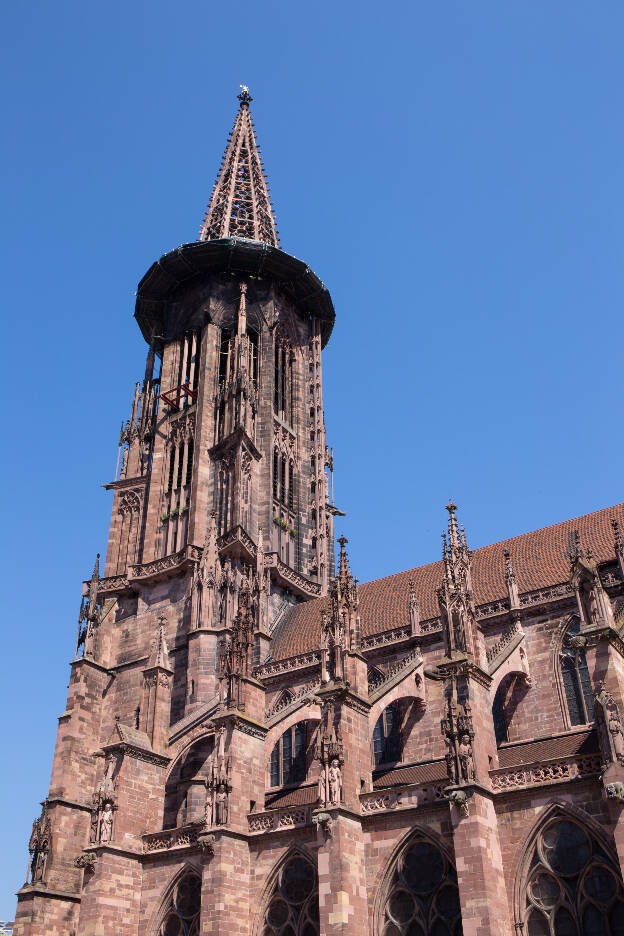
[147, 615, 171, 671]
[199, 88, 279, 247]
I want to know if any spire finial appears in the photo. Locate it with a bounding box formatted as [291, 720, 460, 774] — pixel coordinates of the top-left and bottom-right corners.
[238, 85, 252, 106]
[445, 499, 457, 516]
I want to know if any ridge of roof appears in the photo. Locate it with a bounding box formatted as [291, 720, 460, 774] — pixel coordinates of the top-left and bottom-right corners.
[269, 500, 624, 662]
[355, 500, 624, 592]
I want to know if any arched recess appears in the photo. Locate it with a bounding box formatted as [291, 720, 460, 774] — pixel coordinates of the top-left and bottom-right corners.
[265, 705, 320, 751]
[373, 825, 462, 936]
[268, 719, 318, 789]
[163, 735, 214, 829]
[253, 846, 319, 936]
[369, 696, 425, 769]
[553, 614, 594, 728]
[492, 671, 531, 746]
[513, 801, 624, 935]
[149, 862, 203, 936]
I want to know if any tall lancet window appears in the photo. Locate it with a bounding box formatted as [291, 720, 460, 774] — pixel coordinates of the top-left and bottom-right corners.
[274, 337, 292, 423]
[248, 326, 259, 383]
[560, 616, 594, 727]
[373, 702, 401, 767]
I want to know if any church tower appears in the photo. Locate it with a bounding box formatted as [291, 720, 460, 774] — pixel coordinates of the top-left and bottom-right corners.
[107, 85, 337, 599]
[14, 88, 339, 936]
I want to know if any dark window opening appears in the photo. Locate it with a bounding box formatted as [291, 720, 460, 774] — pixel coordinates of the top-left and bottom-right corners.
[562, 618, 594, 726]
[492, 685, 508, 745]
[248, 327, 258, 383]
[176, 445, 184, 490]
[185, 439, 194, 487]
[288, 462, 294, 510]
[167, 447, 176, 493]
[373, 702, 401, 767]
[219, 330, 231, 384]
[270, 722, 308, 787]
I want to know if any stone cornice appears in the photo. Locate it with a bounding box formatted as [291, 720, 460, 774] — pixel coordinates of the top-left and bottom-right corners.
[102, 741, 170, 767]
[82, 842, 143, 858]
[45, 795, 92, 813]
[70, 656, 111, 676]
[102, 476, 149, 493]
[436, 657, 492, 689]
[128, 544, 202, 584]
[16, 884, 81, 903]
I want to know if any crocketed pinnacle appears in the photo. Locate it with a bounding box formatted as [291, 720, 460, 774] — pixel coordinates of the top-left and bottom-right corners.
[147, 615, 171, 671]
[199, 87, 279, 246]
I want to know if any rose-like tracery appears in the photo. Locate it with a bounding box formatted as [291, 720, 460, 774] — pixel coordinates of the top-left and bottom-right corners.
[380, 836, 462, 936]
[522, 819, 624, 935]
[262, 854, 319, 936]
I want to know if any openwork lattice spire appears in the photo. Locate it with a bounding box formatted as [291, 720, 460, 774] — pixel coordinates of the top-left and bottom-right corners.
[199, 87, 279, 246]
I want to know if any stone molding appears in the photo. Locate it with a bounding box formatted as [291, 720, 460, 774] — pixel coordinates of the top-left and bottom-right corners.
[489, 752, 602, 792]
[128, 544, 202, 583]
[144, 824, 203, 853]
[16, 884, 82, 902]
[254, 651, 321, 680]
[368, 647, 423, 702]
[248, 807, 312, 834]
[360, 783, 447, 815]
[487, 619, 524, 673]
[102, 742, 170, 768]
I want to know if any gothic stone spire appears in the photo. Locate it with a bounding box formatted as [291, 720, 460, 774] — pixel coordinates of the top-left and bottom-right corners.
[199, 87, 279, 246]
[438, 502, 482, 662]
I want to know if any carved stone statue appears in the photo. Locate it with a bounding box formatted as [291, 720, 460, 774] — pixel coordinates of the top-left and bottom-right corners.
[98, 803, 113, 843]
[328, 759, 342, 805]
[317, 767, 326, 807]
[458, 734, 475, 783]
[99, 754, 116, 799]
[595, 683, 624, 767]
[606, 782, 624, 802]
[215, 782, 229, 825]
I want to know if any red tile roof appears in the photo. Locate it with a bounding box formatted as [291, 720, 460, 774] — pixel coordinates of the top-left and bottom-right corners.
[265, 783, 318, 809]
[373, 759, 448, 789]
[497, 728, 598, 768]
[271, 503, 624, 661]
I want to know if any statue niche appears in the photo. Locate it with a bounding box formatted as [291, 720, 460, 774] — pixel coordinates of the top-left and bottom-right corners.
[595, 683, 624, 769]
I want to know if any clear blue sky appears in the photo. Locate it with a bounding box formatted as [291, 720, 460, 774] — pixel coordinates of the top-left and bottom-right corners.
[1, 0, 623, 918]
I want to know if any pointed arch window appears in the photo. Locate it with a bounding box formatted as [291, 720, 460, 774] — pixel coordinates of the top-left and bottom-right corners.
[158, 872, 202, 936]
[560, 617, 594, 727]
[248, 326, 259, 383]
[270, 722, 307, 788]
[373, 702, 401, 767]
[218, 329, 232, 384]
[261, 853, 319, 936]
[492, 684, 509, 746]
[520, 817, 624, 935]
[274, 338, 292, 422]
[379, 834, 462, 936]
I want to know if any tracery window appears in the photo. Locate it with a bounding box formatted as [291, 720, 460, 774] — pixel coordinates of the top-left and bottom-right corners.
[261, 854, 319, 936]
[560, 617, 594, 726]
[373, 702, 401, 767]
[521, 818, 624, 935]
[159, 872, 202, 936]
[270, 722, 307, 787]
[380, 835, 462, 936]
[274, 338, 292, 422]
